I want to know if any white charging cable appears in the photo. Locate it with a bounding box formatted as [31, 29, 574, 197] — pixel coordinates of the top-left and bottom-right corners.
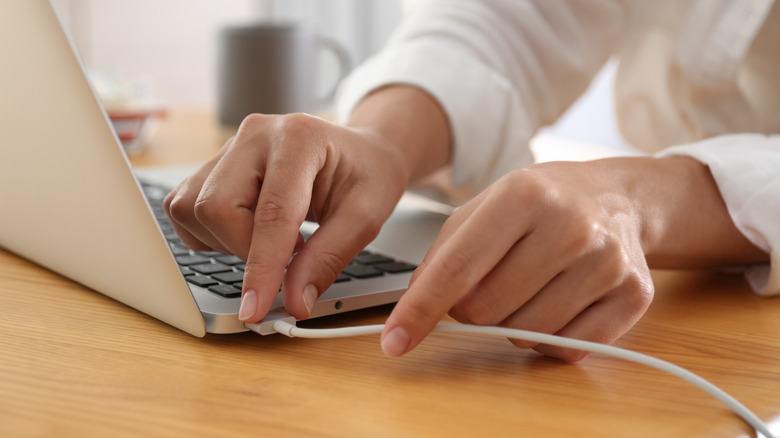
[257, 318, 776, 438]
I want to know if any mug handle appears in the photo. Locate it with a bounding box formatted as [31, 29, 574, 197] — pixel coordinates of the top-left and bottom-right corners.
[315, 36, 352, 108]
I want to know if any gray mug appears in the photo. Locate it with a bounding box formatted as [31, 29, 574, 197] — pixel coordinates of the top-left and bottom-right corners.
[217, 22, 351, 126]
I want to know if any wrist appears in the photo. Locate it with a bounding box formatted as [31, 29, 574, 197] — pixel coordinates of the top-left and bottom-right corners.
[615, 156, 766, 268]
[345, 85, 452, 184]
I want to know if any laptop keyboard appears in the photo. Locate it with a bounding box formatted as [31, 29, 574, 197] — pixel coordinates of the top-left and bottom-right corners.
[141, 181, 416, 299]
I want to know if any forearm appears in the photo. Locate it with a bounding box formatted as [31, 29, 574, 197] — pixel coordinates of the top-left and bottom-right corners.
[620, 156, 768, 268]
[345, 84, 452, 184]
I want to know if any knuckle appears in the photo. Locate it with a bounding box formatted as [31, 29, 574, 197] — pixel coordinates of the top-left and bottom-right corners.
[620, 271, 655, 313]
[166, 193, 195, 223]
[193, 194, 227, 226]
[435, 246, 474, 283]
[275, 113, 325, 145]
[242, 260, 278, 286]
[313, 250, 350, 282]
[450, 305, 494, 327]
[280, 112, 320, 129]
[255, 199, 284, 223]
[437, 214, 461, 238]
[255, 195, 299, 227]
[238, 113, 269, 131]
[450, 289, 500, 326]
[501, 169, 531, 191]
[162, 191, 175, 212]
[592, 247, 654, 314]
[566, 218, 607, 256]
[505, 169, 556, 205]
[399, 293, 445, 327]
[593, 242, 632, 287]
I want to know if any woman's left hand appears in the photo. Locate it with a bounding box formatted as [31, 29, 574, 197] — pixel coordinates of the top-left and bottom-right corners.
[380, 156, 766, 361]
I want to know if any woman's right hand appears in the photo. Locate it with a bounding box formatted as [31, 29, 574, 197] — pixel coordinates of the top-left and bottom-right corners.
[163, 85, 452, 323]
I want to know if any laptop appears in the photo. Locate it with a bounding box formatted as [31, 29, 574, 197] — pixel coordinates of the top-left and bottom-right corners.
[0, 0, 449, 337]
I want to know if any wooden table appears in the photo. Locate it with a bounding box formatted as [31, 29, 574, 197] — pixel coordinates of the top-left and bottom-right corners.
[2, 108, 779, 437]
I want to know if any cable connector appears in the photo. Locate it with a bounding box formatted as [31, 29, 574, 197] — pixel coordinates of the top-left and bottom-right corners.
[244, 308, 296, 336]
[272, 319, 298, 337]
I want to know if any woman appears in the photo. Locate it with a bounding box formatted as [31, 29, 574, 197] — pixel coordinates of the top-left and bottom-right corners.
[164, 0, 779, 361]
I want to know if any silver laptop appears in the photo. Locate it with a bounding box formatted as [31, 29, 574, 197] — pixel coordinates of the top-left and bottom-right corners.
[0, 0, 448, 337]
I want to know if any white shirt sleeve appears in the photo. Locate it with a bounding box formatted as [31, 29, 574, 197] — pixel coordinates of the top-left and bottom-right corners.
[335, 0, 628, 197]
[334, 0, 779, 296]
[657, 135, 780, 296]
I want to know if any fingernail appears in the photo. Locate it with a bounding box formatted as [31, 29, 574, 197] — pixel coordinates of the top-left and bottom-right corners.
[238, 289, 257, 321]
[381, 326, 410, 357]
[302, 284, 318, 317]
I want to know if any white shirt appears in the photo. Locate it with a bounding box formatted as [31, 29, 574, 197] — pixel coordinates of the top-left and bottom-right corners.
[335, 0, 780, 295]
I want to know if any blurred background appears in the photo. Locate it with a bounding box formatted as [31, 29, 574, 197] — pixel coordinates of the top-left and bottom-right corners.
[51, 0, 626, 154]
[51, 0, 402, 109]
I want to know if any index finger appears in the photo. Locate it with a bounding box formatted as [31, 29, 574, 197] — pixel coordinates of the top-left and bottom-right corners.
[380, 187, 526, 357]
[238, 120, 326, 323]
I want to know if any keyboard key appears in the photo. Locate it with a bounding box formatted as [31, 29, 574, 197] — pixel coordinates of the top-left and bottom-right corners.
[142, 183, 416, 303]
[190, 263, 233, 275]
[186, 275, 218, 287]
[375, 262, 416, 274]
[214, 255, 243, 265]
[352, 253, 393, 265]
[169, 244, 191, 256]
[342, 264, 383, 279]
[176, 255, 212, 266]
[212, 271, 244, 284]
[207, 284, 241, 298]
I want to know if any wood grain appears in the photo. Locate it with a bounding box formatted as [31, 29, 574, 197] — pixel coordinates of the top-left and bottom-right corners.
[2, 109, 779, 438]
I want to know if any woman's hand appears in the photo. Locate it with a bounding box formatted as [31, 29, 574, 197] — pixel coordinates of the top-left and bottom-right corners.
[381, 157, 767, 361]
[163, 85, 452, 323]
[164, 113, 409, 322]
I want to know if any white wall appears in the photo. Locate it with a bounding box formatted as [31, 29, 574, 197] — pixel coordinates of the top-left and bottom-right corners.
[52, 0, 622, 149]
[53, 0, 269, 107]
[51, 0, 402, 109]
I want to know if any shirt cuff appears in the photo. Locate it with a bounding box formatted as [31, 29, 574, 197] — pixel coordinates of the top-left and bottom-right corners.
[656, 134, 780, 295]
